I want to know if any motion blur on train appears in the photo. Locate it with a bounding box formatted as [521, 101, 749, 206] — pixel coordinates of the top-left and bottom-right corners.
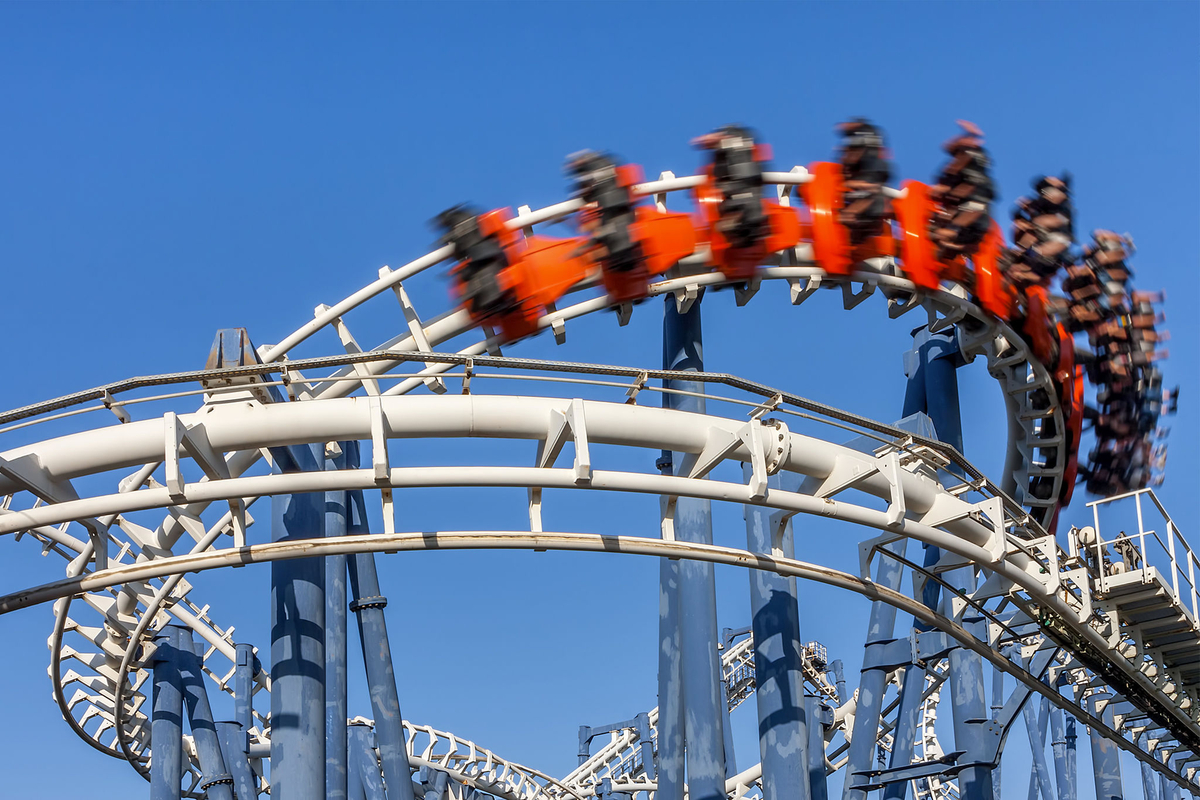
[432, 120, 1177, 509]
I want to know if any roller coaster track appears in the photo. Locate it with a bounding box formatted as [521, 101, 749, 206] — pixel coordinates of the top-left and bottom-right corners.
[0, 172, 1195, 798]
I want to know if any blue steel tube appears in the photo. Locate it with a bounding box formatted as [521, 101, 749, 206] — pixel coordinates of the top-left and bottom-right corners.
[1022, 695, 1053, 800]
[655, 544, 685, 800]
[912, 327, 993, 800]
[349, 723, 387, 800]
[177, 630, 234, 800]
[1141, 762, 1163, 800]
[1049, 705, 1077, 800]
[662, 294, 728, 800]
[216, 721, 260, 800]
[945, 569, 994, 800]
[271, 441, 327, 800]
[743, 468, 809, 800]
[841, 538, 908, 800]
[1159, 773, 1180, 800]
[806, 697, 828, 800]
[234, 642, 257, 735]
[991, 666, 1005, 800]
[347, 482, 417, 800]
[326, 445, 352, 800]
[151, 625, 185, 800]
[1088, 697, 1124, 800]
[881, 665, 926, 800]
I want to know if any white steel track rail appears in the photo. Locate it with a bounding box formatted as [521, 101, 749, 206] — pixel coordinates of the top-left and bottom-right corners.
[0, 389, 1197, 793]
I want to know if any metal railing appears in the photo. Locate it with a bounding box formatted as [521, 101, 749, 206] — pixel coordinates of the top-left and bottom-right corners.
[1083, 488, 1199, 630]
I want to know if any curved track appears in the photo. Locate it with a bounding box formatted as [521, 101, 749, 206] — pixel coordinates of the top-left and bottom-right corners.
[0, 171, 1196, 798]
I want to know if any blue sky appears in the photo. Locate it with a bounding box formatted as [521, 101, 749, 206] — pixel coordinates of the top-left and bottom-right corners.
[0, 3, 1197, 798]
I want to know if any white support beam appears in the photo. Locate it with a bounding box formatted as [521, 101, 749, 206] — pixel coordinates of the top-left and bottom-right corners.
[0, 453, 109, 570]
[380, 268, 447, 394]
[318, 303, 381, 396]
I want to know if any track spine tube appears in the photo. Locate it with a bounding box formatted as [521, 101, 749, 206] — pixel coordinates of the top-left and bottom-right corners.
[347, 468, 417, 800]
[662, 292, 729, 800]
[150, 624, 185, 800]
[743, 466, 810, 800]
[270, 441, 328, 800]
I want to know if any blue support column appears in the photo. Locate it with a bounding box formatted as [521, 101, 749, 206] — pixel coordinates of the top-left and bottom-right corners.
[216, 721, 260, 800]
[991, 666, 1005, 800]
[806, 697, 829, 800]
[424, 768, 450, 800]
[830, 661, 847, 706]
[662, 293, 728, 800]
[881, 664, 927, 800]
[1160, 773, 1181, 800]
[1049, 705, 1077, 800]
[151, 625, 185, 800]
[347, 473, 417, 800]
[1142, 761, 1163, 800]
[1088, 697, 1124, 800]
[903, 324, 994, 800]
[270, 441, 327, 800]
[1022, 695, 1053, 800]
[655, 518, 684, 800]
[177, 629, 234, 800]
[901, 325, 964, 454]
[349, 723, 387, 800]
[945, 575, 994, 800]
[743, 468, 809, 800]
[234, 642, 257, 734]
[327, 445, 351, 800]
[841, 538, 908, 800]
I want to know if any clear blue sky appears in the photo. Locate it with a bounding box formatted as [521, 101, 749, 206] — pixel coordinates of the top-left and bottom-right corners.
[1, 3, 1197, 798]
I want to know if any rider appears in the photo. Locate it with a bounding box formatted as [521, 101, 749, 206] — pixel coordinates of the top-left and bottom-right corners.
[435, 205, 513, 320]
[693, 125, 769, 250]
[836, 118, 892, 245]
[565, 150, 644, 274]
[930, 120, 995, 261]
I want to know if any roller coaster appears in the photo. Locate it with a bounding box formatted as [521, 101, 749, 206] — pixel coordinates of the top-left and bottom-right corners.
[0, 121, 1194, 800]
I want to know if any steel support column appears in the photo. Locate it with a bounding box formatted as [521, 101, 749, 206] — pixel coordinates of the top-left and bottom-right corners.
[178, 629, 234, 800]
[662, 292, 728, 800]
[349, 723, 387, 800]
[1088, 697, 1124, 800]
[327, 445, 351, 800]
[944, 568, 994, 800]
[904, 325, 993, 800]
[842, 538, 908, 800]
[1049, 705, 1077, 800]
[347, 475, 417, 800]
[806, 696, 829, 800]
[216, 721, 260, 800]
[151, 625, 185, 800]
[656, 540, 685, 800]
[902, 325, 964, 454]
[271, 441, 327, 800]
[1022, 695, 1053, 800]
[234, 642, 257, 735]
[1142, 762, 1163, 800]
[882, 664, 927, 800]
[743, 467, 809, 800]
